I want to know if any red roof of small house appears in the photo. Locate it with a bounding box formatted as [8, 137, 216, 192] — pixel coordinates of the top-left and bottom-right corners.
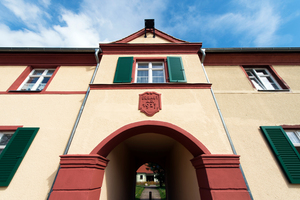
[136, 164, 154, 174]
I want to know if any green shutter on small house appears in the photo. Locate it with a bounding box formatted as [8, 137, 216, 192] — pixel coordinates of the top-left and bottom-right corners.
[0, 127, 39, 186]
[260, 126, 300, 184]
[167, 57, 187, 82]
[113, 57, 134, 83]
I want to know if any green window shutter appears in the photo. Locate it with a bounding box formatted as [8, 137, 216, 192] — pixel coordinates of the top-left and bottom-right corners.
[167, 57, 186, 82]
[113, 57, 134, 83]
[260, 126, 300, 184]
[0, 127, 39, 186]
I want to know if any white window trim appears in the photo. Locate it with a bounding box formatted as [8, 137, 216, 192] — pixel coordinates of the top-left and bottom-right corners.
[135, 62, 166, 83]
[18, 69, 55, 91]
[246, 68, 281, 90]
[286, 130, 300, 147]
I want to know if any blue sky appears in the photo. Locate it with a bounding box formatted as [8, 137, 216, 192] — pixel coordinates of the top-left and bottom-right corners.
[0, 0, 300, 48]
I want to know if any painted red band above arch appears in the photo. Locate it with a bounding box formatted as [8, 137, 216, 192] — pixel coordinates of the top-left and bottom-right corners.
[91, 120, 211, 157]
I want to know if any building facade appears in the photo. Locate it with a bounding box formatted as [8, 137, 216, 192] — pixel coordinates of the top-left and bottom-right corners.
[0, 28, 299, 200]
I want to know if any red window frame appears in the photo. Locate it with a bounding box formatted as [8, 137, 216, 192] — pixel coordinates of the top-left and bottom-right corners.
[7, 66, 60, 92]
[241, 65, 290, 90]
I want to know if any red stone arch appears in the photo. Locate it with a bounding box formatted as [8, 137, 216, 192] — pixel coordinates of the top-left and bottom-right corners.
[91, 120, 210, 157]
[49, 120, 251, 200]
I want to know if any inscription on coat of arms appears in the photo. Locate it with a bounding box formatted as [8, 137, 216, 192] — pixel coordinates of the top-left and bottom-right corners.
[139, 92, 161, 116]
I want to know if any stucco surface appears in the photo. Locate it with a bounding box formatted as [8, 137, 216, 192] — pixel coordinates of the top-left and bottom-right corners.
[273, 65, 300, 91]
[0, 66, 27, 91]
[204, 65, 254, 92]
[46, 66, 95, 91]
[0, 94, 85, 200]
[94, 54, 207, 84]
[68, 89, 233, 155]
[214, 93, 300, 199]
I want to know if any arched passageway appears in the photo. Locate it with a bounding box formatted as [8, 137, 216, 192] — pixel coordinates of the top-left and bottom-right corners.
[49, 121, 251, 200]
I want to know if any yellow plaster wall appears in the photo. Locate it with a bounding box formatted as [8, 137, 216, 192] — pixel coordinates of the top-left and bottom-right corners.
[273, 65, 300, 91]
[204, 65, 254, 92]
[100, 142, 135, 200]
[205, 65, 300, 199]
[167, 142, 201, 200]
[128, 32, 171, 43]
[94, 54, 207, 84]
[46, 66, 95, 91]
[68, 89, 233, 155]
[0, 94, 85, 200]
[0, 66, 27, 91]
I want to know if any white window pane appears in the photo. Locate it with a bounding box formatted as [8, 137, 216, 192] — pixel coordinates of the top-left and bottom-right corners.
[21, 77, 39, 90]
[138, 71, 148, 76]
[256, 70, 268, 76]
[260, 77, 278, 90]
[286, 132, 300, 144]
[152, 63, 163, 68]
[153, 77, 164, 83]
[36, 77, 50, 91]
[250, 78, 264, 90]
[137, 77, 148, 83]
[32, 70, 45, 75]
[153, 70, 164, 76]
[138, 64, 148, 68]
[47, 70, 55, 75]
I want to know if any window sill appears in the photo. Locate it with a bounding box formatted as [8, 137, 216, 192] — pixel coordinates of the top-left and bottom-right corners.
[257, 89, 290, 92]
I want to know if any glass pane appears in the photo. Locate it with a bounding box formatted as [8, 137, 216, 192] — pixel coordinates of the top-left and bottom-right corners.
[152, 63, 163, 68]
[286, 132, 300, 144]
[137, 71, 148, 76]
[153, 77, 164, 83]
[36, 77, 50, 91]
[256, 69, 268, 76]
[137, 77, 148, 83]
[21, 77, 39, 90]
[32, 70, 45, 75]
[138, 63, 148, 68]
[260, 77, 278, 90]
[0, 133, 13, 145]
[250, 78, 264, 90]
[46, 70, 55, 75]
[137, 70, 148, 83]
[153, 70, 164, 76]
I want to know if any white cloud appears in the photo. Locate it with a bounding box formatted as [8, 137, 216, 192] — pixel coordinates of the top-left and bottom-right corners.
[206, 0, 281, 46]
[2, 0, 44, 29]
[0, 0, 167, 47]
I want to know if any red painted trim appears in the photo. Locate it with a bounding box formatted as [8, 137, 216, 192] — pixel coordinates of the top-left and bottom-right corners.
[281, 125, 300, 130]
[49, 154, 109, 200]
[112, 29, 188, 43]
[138, 92, 162, 116]
[0, 53, 97, 66]
[100, 43, 202, 55]
[191, 154, 251, 200]
[0, 126, 23, 131]
[7, 66, 32, 91]
[2, 91, 86, 94]
[242, 65, 290, 90]
[90, 83, 212, 90]
[204, 52, 300, 65]
[269, 65, 290, 89]
[91, 120, 211, 157]
[43, 67, 60, 91]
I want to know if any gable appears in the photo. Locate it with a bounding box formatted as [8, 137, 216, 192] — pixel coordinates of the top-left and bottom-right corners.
[129, 32, 171, 44]
[112, 28, 188, 44]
